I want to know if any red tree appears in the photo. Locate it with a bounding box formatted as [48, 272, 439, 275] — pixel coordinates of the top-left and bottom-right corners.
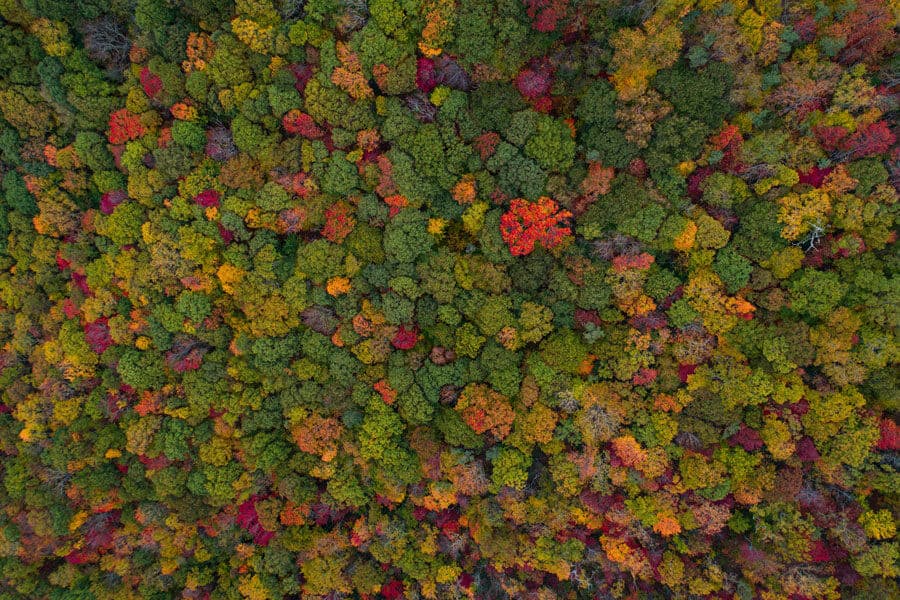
[842, 120, 896, 159]
[515, 63, 553, 100]
[500, 197, 572, 256]
[322, 201, 355, 243]
[139, 67, 162, 97]
[282, 109, 324, 138]
[108, 108, 145, 144]
[193, 189, 220, 208]
[524, 0, 570, 32]
[832, 0, 896, 65]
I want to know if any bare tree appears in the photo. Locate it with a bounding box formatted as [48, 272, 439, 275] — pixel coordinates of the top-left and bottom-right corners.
[794, 220, 826, 252]
[278, 0, 306, 20]
[404, 92, 438, 123]
[81, 16, 131, 74]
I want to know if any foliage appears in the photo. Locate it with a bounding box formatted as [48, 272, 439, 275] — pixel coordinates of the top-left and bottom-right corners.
[0, 1, 896, 598]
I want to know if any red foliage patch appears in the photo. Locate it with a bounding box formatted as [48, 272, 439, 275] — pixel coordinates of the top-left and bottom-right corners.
[814, 125, 850, 152]
[381, 580, 405, 600]
[459, 572, 474, 588]
[499, 197, 572, 256]
[322, 201, 355, 243]
[842, 120, 896, 159]
[628, 157, 648, 179]
[473, 132, 500, 160]
[612, 252, 654, 272]
[796, 437, 821, 462]
[630, 312, 668, 332]
[237, 496, 275, 546]
[798, 166, 833, 188]
[167, 342, 206, 373]
[84, 317, 114, 355]
[711, 124, 745, 173]
[62, 298, 79, 319]
[65, 549, 92, 565]
[687, 166, 714, 201]
[138, 454, 171, 470]
[56, 251, 71, 271]
[100, 190, 128, 215]
[632, 368, 657, 386]
[574, 308, 602, 329]
[532, 96, 553, 112]
[289, 63, 314, 93]
[435, 508, 459, 534]
[416, 57, 438, 93]
[278, 171, 315, 198]
[729, 423, 765, 452]
[217, 224, 234, 244]
[877, 418, 899, 451]
[515, 66, 553, 100]
[524, 0, 569, 32]
[794, 15, 817, 43]
[282, 109, 324, 138]
[374, 379, 397, 404]
[710, 124, 742, 151]
[139, 67, 163, 98]
[392, 325, 419, 350]
[108, 108, 145, 144]
[384, 194, 408, 218]
[194, 189, 220, 208]
[677, 364, 697, 383]
[71, 271, 92, 296]
[835, 0, 895, 66]
[809, 539, 831, 563]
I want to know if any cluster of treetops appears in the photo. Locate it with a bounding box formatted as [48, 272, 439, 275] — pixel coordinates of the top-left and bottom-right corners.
[0, 0, 897, 598]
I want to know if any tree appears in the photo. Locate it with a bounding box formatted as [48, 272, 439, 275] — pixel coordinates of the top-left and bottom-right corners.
[701, 172, 750, 209]
[830, 0, 896, 66]
[455, 383, 515, 441]
[499, 197, 572, 257]
[653, 62, 735, 128]
[540, 329, 589, 375]
[609, 20, 682, 102]
[383, 208, 433, 263]
[524, 115, 575, 173]
[713, 247, 752, 294]
[787, 269, 848, 320]
[1, 1, 897, 596]
[107, 108, 145, 144]
[490, 445, 531, 491]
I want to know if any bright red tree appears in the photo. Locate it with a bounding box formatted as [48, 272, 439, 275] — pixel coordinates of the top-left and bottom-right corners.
[500, 197, 572, 256]
[139, 67, 162, 97]
[108, 108, 145, 144]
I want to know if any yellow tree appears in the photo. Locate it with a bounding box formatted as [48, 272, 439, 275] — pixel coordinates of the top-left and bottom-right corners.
[609, 17, 683, 102]
[777, 189, 831, 243]
[332, 42, 373, 100]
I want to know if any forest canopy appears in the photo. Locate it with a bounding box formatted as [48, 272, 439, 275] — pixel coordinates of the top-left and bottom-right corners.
[0, 0, 897, 598]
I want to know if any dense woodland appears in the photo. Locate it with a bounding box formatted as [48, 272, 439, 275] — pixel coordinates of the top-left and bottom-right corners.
[0, 0, 897, 598]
